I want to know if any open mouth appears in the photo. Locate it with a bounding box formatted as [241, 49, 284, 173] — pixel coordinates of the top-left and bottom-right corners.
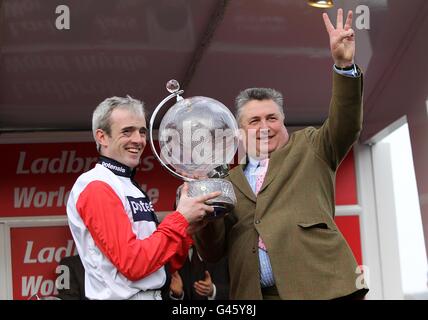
[125, 147, 141, 154]
[257, 135, 274, 140]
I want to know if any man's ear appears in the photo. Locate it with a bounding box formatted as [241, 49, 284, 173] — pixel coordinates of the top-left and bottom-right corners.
[95, 129, 108, 150]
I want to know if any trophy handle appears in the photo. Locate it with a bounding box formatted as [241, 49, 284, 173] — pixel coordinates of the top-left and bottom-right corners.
[149, 90, 194, 182]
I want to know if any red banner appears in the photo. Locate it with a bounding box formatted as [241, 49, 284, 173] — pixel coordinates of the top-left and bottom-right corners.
[10, 226, 75, 300]
[335, 216, 362, 265]
[336, 150, 357, 205]
[3, 143, 362, 300]
[0, 142, 180, 217]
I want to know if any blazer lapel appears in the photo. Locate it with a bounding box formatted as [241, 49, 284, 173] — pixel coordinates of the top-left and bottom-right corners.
[258, 148, 282, 194]
[229, 165, 256, 202]
[229, 139, 291, 203]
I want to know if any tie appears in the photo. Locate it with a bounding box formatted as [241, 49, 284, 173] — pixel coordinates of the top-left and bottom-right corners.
[255, 158, 269, 195]
[255, 158, 269, 251]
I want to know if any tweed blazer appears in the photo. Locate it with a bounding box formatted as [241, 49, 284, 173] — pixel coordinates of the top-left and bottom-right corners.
[195, 70, 366, 299]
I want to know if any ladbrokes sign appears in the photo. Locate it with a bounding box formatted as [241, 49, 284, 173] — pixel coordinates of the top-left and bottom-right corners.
[0, 142, 180, 216]
[10, 226, 76, 299]
[2, 141, 181, 299]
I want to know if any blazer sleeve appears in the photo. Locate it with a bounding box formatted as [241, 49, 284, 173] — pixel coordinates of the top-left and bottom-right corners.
[306, 69, 363, 170]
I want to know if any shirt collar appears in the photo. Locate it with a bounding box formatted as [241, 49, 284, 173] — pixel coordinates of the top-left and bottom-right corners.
[247, 156, 270, 169]
[247, 156, 259, 167]
[98, 156, 136, 178]
[246, 156, 263, 171]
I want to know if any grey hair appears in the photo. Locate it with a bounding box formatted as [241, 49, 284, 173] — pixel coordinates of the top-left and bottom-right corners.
[92, 95, 145, 152]
[235, 87, 284, 125]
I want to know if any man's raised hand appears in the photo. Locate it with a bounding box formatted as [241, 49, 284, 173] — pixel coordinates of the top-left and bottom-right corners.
[323, 8, 355, 68]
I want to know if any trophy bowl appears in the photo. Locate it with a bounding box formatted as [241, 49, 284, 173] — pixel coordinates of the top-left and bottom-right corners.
[150, 80, 239, 220]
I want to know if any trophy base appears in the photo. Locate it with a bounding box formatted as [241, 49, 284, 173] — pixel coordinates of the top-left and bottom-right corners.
[176, 179, 236, 220]
[204, 202, 234, 220]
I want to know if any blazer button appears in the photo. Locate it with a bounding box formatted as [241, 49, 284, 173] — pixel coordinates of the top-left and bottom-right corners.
[255, 219, 261, 224]
[252, 248, 257, 253]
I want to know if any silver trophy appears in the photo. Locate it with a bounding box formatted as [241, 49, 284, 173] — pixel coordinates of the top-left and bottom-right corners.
[149, 80, 239, 220]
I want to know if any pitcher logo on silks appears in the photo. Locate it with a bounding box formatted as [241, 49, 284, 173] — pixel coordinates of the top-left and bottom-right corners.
[127, 196, 157, 223]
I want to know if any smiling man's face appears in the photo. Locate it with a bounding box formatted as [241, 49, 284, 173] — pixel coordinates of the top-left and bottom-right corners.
[97, 107, 147, 168]
[239, 99, 289, 159]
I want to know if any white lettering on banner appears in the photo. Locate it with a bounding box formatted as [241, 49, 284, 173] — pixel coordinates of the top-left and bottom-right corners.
[14, 186, 70, 208]
[16, 151, 156, 174]
[23, 241, 37, 263]
[140, 185, 159, 204]
[16, 150, 97, 174]
[140, 155, 155, 171]
[22, 276, 58, 297]
[24, 240, 77, 264]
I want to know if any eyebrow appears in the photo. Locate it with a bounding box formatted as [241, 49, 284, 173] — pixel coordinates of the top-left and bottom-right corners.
[121, 126, 147, 133]
[266, 113, 278, 117]
[248, 113, 278, 121]
[248, 116, 260, 122]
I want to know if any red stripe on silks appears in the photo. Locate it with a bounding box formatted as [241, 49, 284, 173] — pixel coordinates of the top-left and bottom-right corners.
[76, 180, 190, 281]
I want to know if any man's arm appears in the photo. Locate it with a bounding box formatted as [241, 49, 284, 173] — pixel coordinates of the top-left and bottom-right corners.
[168, 271, 185, 300]
[307, 9, 363, 169]
[308, 70, 363, 169]
[75, 181, 192, 281]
